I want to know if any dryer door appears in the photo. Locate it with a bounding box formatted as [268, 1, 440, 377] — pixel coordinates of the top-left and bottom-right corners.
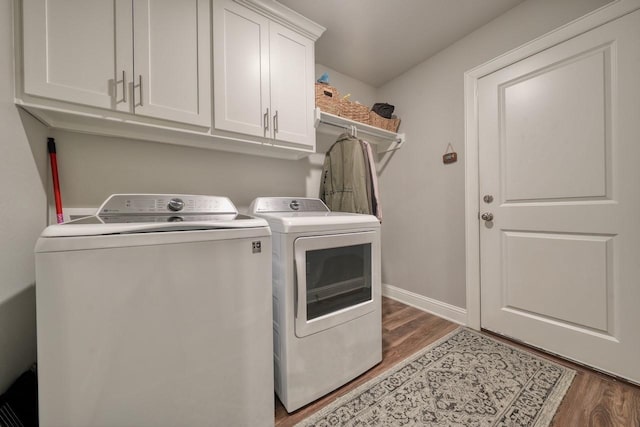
[294, 231, 379, 338]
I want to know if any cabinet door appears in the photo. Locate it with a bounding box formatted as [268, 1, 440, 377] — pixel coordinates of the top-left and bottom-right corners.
[213, 0, 270, 138]
[133, 0, 211, 127]
[22, 0, 132, 112]
[269, 23, 315, 149]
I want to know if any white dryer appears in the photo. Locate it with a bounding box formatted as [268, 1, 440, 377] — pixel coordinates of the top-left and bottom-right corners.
[35, 194, 274, 427]
[249, 197, 381, 412]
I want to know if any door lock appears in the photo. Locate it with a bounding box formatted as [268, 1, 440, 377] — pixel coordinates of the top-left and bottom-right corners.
[483, 195, 494, 203]
[481, 212, 494, 221]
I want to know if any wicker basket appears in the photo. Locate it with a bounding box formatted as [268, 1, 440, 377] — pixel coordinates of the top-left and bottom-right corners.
[369, 111, 401, 132]
[338, 99, 370, 124]
[315, 83, 340, 115]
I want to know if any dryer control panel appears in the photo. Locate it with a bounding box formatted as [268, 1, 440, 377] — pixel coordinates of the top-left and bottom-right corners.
[250, 197, 330, 213]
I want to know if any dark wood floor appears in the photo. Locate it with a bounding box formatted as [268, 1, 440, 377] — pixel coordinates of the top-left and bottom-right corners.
[275, 297, 640, 427]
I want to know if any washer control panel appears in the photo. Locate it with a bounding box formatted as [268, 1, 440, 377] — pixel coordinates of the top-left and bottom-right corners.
[250, 197, 329, 213]
[98, 194, 238, 215]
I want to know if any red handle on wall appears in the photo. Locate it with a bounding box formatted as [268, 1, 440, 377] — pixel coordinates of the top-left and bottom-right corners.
[47, 138, 64, 224]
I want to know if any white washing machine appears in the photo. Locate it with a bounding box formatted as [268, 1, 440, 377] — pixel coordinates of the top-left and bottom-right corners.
[35, 194, 274, 427]
[249, 197, 381, 412]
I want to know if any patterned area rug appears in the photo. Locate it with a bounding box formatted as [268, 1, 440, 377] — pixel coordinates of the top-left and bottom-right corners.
[295, 328, 575, 427]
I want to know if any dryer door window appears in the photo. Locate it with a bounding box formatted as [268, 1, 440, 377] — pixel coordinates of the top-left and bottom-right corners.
[294, 231, 379, 338]
[305, 244, 372, 320]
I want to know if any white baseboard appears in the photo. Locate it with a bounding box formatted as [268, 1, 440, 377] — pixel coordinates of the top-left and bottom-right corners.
[382, 284, 467, 325]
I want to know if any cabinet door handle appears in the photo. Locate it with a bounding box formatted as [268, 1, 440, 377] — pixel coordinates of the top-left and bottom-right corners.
[138, 75, 143, 107]
[274, 110, 279, 134]
[121, 70, 127, 103]
[264, 108, 269, 133]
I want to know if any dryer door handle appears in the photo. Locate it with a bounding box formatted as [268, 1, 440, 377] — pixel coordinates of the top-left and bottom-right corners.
[294, 250, 307, 324]
[293, 259, 298, 319]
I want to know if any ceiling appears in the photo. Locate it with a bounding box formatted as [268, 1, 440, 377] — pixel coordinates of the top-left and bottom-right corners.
[277, 0, 526, 87]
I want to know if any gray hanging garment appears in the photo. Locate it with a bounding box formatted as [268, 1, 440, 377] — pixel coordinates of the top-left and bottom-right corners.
[319, 133, 371, 214]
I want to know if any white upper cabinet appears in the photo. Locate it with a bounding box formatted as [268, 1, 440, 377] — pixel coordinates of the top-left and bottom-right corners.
[269, 23, 315, 147]
[22, 0, 132, 112]
[213, 1, 270, 138]
[213, 0, 323, 150]
[132, 0, 210, 126]
[18, 0, 324, 159]
[22, 0, 210, 127]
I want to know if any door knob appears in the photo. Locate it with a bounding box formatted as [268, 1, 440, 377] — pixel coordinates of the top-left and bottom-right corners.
[481, 212, 494, 221]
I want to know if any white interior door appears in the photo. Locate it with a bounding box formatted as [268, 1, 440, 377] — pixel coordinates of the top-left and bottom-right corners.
[478, 10, 640, 383]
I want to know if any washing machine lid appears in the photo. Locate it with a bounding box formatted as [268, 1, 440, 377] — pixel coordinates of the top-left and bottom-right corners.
[249, 197, 380, 233]
[40, 194, 269, 237]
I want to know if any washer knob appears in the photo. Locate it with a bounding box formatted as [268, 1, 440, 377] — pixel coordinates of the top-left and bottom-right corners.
[168, 198, 185, 212]
[289, 200, 300, 211]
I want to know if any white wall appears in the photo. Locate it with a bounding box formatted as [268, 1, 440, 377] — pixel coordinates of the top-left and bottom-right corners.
[51, 130, 311, 211]
[376, 0, 611, 309]
[0, 0, 48, 392]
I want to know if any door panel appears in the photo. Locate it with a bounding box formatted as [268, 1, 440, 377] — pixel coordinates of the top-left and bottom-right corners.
[23, 0, 132, 111]
[133, 0, 211, 126]
[502, 231, 612, 332]
[502, 50, 609, 201]
[479, 10, 640, 383]
[269, 23, 315, 148]
[213, 0, 270, 137]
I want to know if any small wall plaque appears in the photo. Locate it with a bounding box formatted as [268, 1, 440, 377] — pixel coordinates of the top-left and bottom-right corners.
[443, 143, 458, 164]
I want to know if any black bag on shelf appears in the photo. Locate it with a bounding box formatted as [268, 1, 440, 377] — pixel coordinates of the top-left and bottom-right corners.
[371, 102, 395, 119]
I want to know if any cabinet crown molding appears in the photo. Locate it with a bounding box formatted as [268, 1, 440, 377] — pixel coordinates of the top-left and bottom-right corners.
[233, 0, 326, 40]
